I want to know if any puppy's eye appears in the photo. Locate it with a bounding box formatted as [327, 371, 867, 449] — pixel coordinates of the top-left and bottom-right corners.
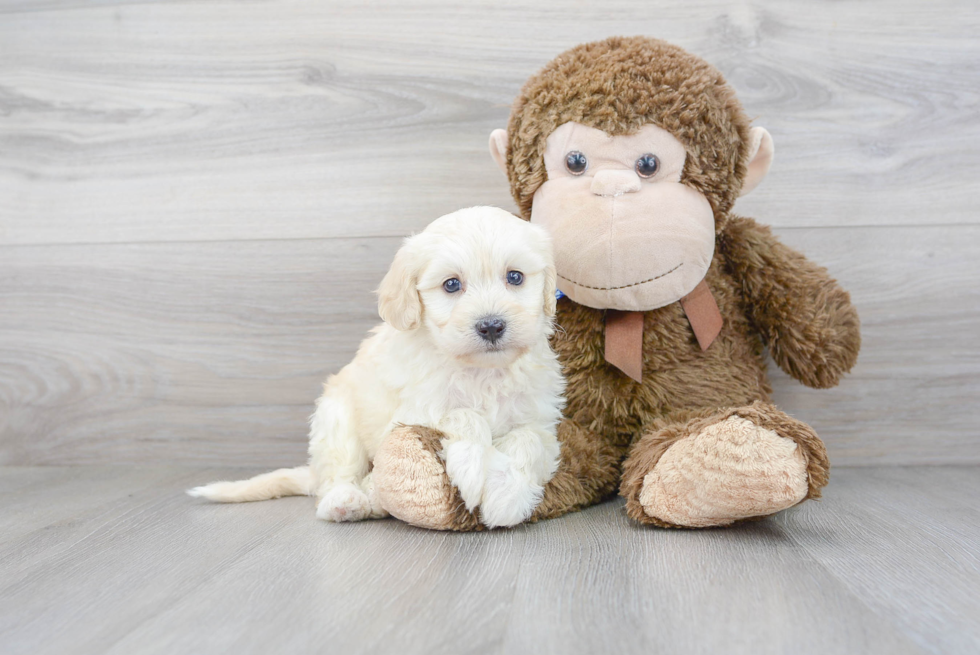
[506, 271, 524, 286]
[565, 151, 588, 175]
[635, 153, 660, 178]
[443, 278, 462, 293]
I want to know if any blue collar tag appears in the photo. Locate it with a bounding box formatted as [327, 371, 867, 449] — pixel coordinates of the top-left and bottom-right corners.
[555, 289, 566, 300]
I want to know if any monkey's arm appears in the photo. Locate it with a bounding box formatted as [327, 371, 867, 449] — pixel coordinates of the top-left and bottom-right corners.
[719, 216, 860, 389]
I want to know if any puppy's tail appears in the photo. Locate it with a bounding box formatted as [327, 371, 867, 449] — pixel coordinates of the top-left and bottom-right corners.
[187, 466, 312, 503]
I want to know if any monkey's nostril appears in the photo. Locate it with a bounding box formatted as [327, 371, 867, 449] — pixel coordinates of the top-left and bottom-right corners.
[591, 170, 642, 197]
[475, 317, 507, 344]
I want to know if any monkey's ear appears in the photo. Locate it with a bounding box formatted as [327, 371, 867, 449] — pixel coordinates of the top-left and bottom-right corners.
[377, 237, 424, 331]
[740, 127, 774, 197]
[489, 129, 509, 176]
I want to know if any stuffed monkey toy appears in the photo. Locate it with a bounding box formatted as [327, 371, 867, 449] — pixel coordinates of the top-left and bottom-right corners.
[372, 36, 860, 529]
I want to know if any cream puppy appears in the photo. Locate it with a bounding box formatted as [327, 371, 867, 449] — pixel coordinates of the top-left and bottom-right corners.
[188, 206, 565, 528]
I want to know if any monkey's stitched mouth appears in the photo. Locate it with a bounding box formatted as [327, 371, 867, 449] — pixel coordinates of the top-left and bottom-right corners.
[557, 262, 683, 291]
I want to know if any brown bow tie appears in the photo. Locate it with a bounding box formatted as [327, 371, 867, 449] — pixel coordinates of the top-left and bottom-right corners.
[604, 280, 723, 382]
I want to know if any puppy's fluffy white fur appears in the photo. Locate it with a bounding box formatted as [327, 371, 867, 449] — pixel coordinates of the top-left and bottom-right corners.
[188, 206, 565, 528]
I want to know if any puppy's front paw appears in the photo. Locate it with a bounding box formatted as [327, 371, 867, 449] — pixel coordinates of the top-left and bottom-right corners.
[442, 440, 487, 512]
[479, 450, 543, 528]
[316, 482, 373, 522]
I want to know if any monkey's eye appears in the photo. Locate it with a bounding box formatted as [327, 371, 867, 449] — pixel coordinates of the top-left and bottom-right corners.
[565, 151, 588, 175]
[443, 278, 462, 293]
[635, 153, 660, 178]
[506, 271, 524, 286]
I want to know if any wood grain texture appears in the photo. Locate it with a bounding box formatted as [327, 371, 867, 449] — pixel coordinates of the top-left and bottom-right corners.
[773, 466, 980, 655]
[0, 465, 193, 547]
[0, 237, 400, 466]
[1, 225, 978, 466]
[0, 0, 978, 246]
[1, 5, 977, 653]
[0, 1, 978, 466]
[2, 465, 977, 655]
[771, 225, 980, 464]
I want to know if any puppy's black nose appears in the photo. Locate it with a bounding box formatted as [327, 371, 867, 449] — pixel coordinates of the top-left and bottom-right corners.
[475, 316, 506, 344]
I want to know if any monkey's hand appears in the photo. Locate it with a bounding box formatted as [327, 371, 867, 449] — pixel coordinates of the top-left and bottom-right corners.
[720, 216, 860, 389]
[372, 425, 483, 531]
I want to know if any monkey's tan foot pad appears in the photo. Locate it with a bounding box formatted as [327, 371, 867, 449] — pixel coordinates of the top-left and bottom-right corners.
[372, 425, 483, 531]
[638, 416, 808, 528]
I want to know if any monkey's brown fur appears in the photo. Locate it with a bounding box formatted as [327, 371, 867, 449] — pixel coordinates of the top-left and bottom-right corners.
[506, 37, 751, 227]
[373, 37, 860, 530]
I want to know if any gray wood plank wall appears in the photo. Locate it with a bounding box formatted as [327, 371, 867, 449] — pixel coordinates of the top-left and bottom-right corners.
[1, 1, 978, 466]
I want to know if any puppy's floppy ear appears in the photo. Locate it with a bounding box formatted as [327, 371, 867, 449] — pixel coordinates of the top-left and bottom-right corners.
[529, 224, 558, 317]
[542, 261, 558, 317]
[377, 236, 424, 331]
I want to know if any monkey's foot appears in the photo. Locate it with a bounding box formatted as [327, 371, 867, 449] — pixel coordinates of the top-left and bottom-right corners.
[372, 426, 483, 531]
[621, 403, 828, 528]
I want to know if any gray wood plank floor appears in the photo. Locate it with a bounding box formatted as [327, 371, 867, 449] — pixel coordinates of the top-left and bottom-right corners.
[1, 465, 977, 655]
